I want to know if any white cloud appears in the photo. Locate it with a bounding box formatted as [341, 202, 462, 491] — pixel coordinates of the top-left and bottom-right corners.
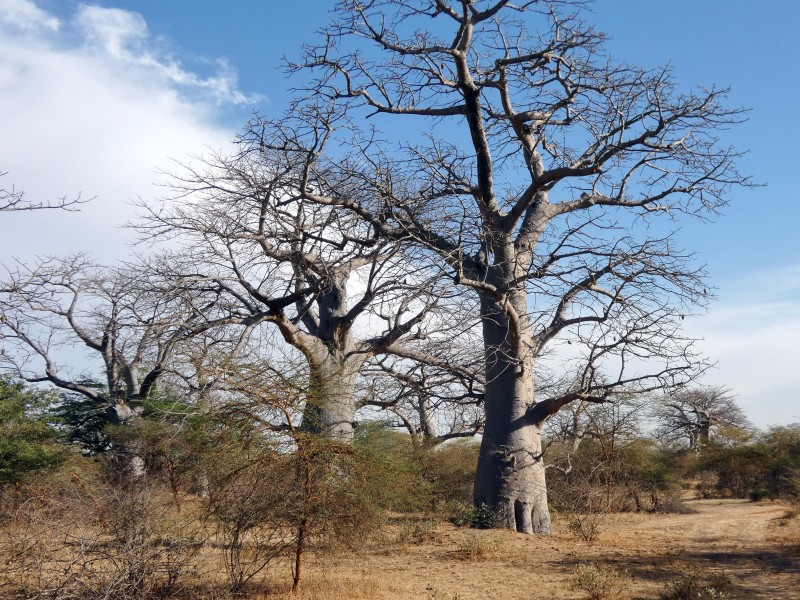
[688, 265, 800, 428]
[76, 4, 147, 56]
[0, 2, 258, 262]
[74, 5, 260, 106]
[0, 0, 59, 32]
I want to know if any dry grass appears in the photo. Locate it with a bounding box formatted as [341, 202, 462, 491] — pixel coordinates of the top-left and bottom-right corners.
[452, 530, 498, 561]
[2, 499, 799, 599]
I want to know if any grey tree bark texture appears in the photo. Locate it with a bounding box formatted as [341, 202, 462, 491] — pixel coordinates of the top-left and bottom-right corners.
[475, 292, 552, 533]
[271, 0, 752, 533]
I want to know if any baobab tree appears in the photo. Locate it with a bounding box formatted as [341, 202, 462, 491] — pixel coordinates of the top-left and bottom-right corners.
[137, 139, 473, 441]
[0, 254, 241, 467]
[359, 340, 485, 446]
[240, 0, 751, 533]
[654, 385, 751, 450]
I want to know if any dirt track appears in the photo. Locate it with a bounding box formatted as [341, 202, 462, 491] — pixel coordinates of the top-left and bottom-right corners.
[295, 499, 800, 600]
[606, 499, 800, 600]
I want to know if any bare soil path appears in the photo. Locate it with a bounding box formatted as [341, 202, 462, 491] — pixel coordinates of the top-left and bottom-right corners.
[284, 500, 800, 600]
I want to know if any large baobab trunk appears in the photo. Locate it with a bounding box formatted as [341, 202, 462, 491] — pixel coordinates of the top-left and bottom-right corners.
[696, 413, 712, 448]
[105, 400, 146, 478]
[302, 353, 364, 441]
[473, 295, 552, 534]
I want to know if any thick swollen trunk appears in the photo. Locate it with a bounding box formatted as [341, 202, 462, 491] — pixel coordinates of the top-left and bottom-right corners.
[697, 417, 712, 447]
[105, 401, 145, 478]
[301, 355, 362, 441]
[473, 296, 552, 534]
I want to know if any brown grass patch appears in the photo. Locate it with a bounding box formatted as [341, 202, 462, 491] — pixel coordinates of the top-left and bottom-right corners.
[3, 499, 800, 599]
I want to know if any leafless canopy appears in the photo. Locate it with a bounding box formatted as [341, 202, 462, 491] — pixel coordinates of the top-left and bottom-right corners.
[654, 385, 752, 450]
[243, 0, 753, 532]
[1, 172, 87, 212]
[135, 125, 481, 438]
[261, 0, 751, 409]
[0, 254, 232, 420]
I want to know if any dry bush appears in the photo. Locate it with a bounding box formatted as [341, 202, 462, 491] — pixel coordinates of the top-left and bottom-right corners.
[771, 505, 800, 528]
[572, 563, 628, 600]
[187, 413, 393, 594]
[568, 511, 605, 544]
[658, 569, 732, 600]
[452, 531, 497, 562]
[555, 484, 607, 543]
[393, 516, 441, 546]
[423, 440, 480, 507]
[200, 439, 295, 594]
[352, 427, 479, 514]
[548, 438, 688, 516]
[0, 465, 203, 599]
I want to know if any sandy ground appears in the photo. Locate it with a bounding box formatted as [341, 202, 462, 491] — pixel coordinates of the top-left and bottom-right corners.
[287, 499, 800, 600]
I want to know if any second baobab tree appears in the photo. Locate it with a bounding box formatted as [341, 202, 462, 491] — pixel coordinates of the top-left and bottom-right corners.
[263, 0, 752, 533]
[655, 385, 752, 450]
[137, 128, 474, 442]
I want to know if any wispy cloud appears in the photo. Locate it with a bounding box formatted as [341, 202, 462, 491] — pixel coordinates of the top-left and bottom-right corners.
[0, 1, 258, 260]
[74, 5, 260, 106]
[0, 0, 59, 32]
[687, 264, 800, 427]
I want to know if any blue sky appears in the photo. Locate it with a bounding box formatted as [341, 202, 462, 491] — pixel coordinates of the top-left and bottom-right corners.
[1, 0, 798, 427]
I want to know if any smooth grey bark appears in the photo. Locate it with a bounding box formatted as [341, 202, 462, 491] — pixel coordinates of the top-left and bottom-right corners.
[473, 289, 552, 533]
[302, 352, 364, 440]
[296, 271, 364, 440]
[105, 402, 146, 477]
[267, 267, 369, 442]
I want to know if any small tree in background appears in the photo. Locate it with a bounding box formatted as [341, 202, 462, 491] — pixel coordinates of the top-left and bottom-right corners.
[655, 386, 752, 450]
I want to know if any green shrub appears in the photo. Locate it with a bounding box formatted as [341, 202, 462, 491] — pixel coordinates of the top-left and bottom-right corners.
[470, 502, 500, 529]
[690, 426, 800, 501]
[446, 499, 475, 527]
[444, 500, 501, 529]
[354, 424, 432, 512]
[353, 426, 480, 514]
[0, 379, 65, 487]
[424, 440, 480, 505]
